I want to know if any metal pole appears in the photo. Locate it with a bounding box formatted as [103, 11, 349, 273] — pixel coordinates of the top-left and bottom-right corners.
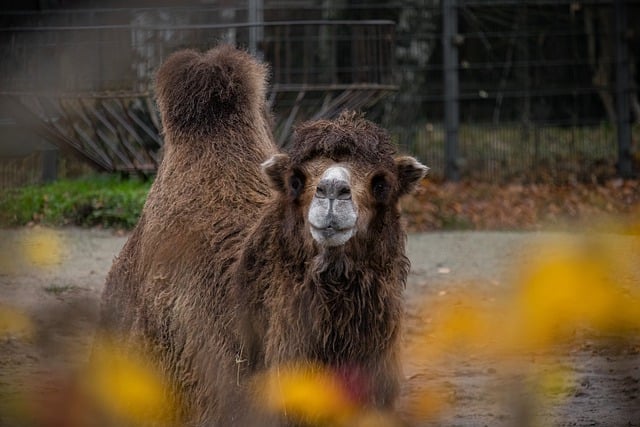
[41, 148, 58, 183]
[248, 0, 264, 58]
[443, 0, 460, 181]
[614, 0, 632, 178]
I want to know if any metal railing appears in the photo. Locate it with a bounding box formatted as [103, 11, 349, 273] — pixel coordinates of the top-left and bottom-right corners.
[2, 1, 637, 184]
[0, 19, 395, 94]
[0, 12, 396, 176]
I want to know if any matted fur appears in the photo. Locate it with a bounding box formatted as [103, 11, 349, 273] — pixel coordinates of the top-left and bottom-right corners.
[155, 45, 270, 139]
[101, 45, 425, 426]
[290, 111, 397, 167]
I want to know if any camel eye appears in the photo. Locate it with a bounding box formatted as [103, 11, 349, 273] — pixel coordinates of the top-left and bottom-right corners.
[371, 174, 389, 203]
[289, 172, 305, 198]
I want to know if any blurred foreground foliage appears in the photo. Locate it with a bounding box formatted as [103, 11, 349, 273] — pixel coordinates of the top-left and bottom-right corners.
[0, 175, 151, 229]
[3, 225, 638, 425]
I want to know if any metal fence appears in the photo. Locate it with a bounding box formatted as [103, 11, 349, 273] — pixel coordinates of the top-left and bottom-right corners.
[1, 1, 638, 186]
[0, 6, 396, 180]
[380, 0, 638, 182]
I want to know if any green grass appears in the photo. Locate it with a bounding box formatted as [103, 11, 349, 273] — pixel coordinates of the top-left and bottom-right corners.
[0, 175, 151, 229]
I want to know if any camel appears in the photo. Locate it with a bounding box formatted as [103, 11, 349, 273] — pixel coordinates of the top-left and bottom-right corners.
[100, 44, 428, 425]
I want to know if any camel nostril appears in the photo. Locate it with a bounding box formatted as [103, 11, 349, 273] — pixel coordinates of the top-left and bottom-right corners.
[337, 186, 351, 200]
[315, 183, 327, 199]
[316, 178, 351, 200]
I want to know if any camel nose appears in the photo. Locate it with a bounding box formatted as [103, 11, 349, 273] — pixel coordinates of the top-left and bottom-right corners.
[315, 178, 352, 200]
[308, 165, 356, 246]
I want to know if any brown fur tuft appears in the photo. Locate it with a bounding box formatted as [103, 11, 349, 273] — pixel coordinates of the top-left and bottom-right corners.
[289, 110, 397, 168]
[155, 45, 269, 139]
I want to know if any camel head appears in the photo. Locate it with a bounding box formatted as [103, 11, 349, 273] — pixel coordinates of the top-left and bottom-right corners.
[262, 112, 428, 249]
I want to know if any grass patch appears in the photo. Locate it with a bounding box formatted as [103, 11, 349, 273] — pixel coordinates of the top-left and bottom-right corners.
[0, 175, 151, 229]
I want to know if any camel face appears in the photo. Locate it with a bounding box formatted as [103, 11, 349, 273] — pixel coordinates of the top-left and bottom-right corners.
[262, 113, 429, 252]
[308, 165, 357, 246]
[264, 151, 428, 252]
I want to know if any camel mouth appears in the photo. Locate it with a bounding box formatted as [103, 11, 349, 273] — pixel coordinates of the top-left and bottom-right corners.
[310, 224, 355, 247]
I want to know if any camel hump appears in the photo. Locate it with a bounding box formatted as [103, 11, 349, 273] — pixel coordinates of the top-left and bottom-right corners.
[155, 45, 269, 138]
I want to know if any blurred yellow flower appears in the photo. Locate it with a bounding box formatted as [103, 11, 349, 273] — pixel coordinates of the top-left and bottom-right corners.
[0, 304, 33, 339]
[349, 410, 404, 427]
[510, 237, 640, 350]
[21, 228, 64, 268]
[85, 337, 175, 425]
[405, 290, 500, 364]
[536, 365, 574, 401]
[402, 386, 450, 423]
[403, 231, 640, 425]
[257, 363, 356, 425]
[432, 296, 495, 351]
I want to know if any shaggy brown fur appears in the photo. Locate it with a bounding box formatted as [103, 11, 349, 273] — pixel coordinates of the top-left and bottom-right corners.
[101, 45, 426, 426]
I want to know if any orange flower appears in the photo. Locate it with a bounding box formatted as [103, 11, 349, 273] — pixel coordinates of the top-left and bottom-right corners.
[256, 363, 357, 425]
[0, 304, 33, 340]
[84, 336, 176, 425]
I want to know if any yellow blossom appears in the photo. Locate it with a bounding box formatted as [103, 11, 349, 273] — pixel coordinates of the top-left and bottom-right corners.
[509, 237, 640, 350]
[85, 336, 175, 425]
[257, 363, 356, 425]
[0, 305, 34, 339]
[21, 228, 64, 268]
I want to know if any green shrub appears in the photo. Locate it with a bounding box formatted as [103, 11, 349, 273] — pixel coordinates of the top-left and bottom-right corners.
[0, 175, 151, 229]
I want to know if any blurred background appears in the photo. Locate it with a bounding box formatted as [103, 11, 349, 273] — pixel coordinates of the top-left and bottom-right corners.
[1, 3, 639, 425]
[1, 0, 638, 189]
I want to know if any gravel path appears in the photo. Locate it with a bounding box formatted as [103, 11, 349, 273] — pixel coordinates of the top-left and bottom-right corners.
[0, 228, 638, 426]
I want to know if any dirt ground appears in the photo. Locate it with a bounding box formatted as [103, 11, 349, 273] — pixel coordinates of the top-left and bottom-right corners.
[0, 228, 638, 426]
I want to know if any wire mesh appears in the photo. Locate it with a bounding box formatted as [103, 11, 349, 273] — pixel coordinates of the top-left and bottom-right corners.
[0, 1, 638, 184]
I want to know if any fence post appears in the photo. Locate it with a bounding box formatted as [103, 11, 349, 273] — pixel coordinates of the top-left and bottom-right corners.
[41, 148, 58, 183]
[614, 0, 632, 178]
[248, 0, 264, 58]
[443, 0, 460, 181]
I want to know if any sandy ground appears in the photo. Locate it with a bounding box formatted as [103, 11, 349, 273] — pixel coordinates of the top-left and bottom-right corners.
[0, 228, 638, 426]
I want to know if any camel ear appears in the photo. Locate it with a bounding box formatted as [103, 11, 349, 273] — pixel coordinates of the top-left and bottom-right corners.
[395, 156, 429, 196]
[261, 153, 290, 193]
